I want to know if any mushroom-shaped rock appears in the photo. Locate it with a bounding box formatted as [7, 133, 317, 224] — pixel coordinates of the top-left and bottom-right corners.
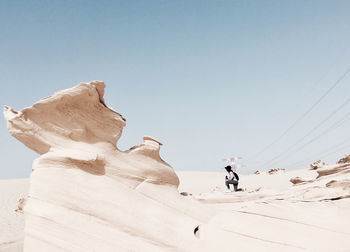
[4, 81, 212, 252]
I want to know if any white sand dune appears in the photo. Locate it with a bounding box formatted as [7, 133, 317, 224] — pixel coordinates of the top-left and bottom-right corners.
[2, 81, 350, 251]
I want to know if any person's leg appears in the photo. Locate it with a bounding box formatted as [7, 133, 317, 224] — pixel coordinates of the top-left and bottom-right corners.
[225, 180, 230, 189]
[233, 180, 238, 191]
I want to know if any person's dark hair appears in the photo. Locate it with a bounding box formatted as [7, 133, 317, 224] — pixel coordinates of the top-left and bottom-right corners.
[225, 165, 232, 172]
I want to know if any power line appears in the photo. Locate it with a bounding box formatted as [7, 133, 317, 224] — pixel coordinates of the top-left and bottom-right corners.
[264, 110, 350, 169]
[319, 144, 350, 159]
[285, 98, 350, 151]
[286, 144, 350, 169]
[253, 66, 350, 158]
[283, 137, 350, 168]
[262, 105, 350, 169]
[289, 110, 350, 154]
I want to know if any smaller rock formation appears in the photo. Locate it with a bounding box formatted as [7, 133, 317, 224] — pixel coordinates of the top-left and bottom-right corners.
[289, 160, 350, 201]
[337, 154, 350, 164]
[290, 176, 313, 185]
[15, 198, 26, 213]
[268, 168, 285, 175]
[326, 179, 350, 188]
[180, 192, 192, 196]
[309, 160, 325, 170]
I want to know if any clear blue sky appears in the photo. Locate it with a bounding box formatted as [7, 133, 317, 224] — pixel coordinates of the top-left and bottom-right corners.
[1, 0, 350, 178]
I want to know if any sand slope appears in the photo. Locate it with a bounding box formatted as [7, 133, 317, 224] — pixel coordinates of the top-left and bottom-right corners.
[178, 165, 350, 251]
[1, 167, 350, 251]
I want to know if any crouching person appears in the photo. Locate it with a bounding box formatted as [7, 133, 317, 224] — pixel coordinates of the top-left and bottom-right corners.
[224, 165, 240, 192]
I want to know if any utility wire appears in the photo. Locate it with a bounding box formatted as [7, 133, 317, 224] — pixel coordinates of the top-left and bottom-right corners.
[284, 137, 350, 168]
[262, 105, 350, 169]
[253, 66, 350, 158]
[290, 111, 350, 153]
[288, 144, 350, 168]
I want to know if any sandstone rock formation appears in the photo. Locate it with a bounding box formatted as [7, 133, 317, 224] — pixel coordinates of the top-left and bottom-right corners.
[309, 160, 325, 170]
[289, 163, 350, 201]
[4, 81, 212, 252]
[337, 154, 350, 164]
[268, 168, 285, 175]
[289, 176, 313, 185]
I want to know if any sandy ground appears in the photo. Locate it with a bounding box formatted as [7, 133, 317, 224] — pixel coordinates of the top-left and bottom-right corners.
[178, 169, 350, 251]
[0, 179, 29, 252]
[1, 168, 350, 251]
